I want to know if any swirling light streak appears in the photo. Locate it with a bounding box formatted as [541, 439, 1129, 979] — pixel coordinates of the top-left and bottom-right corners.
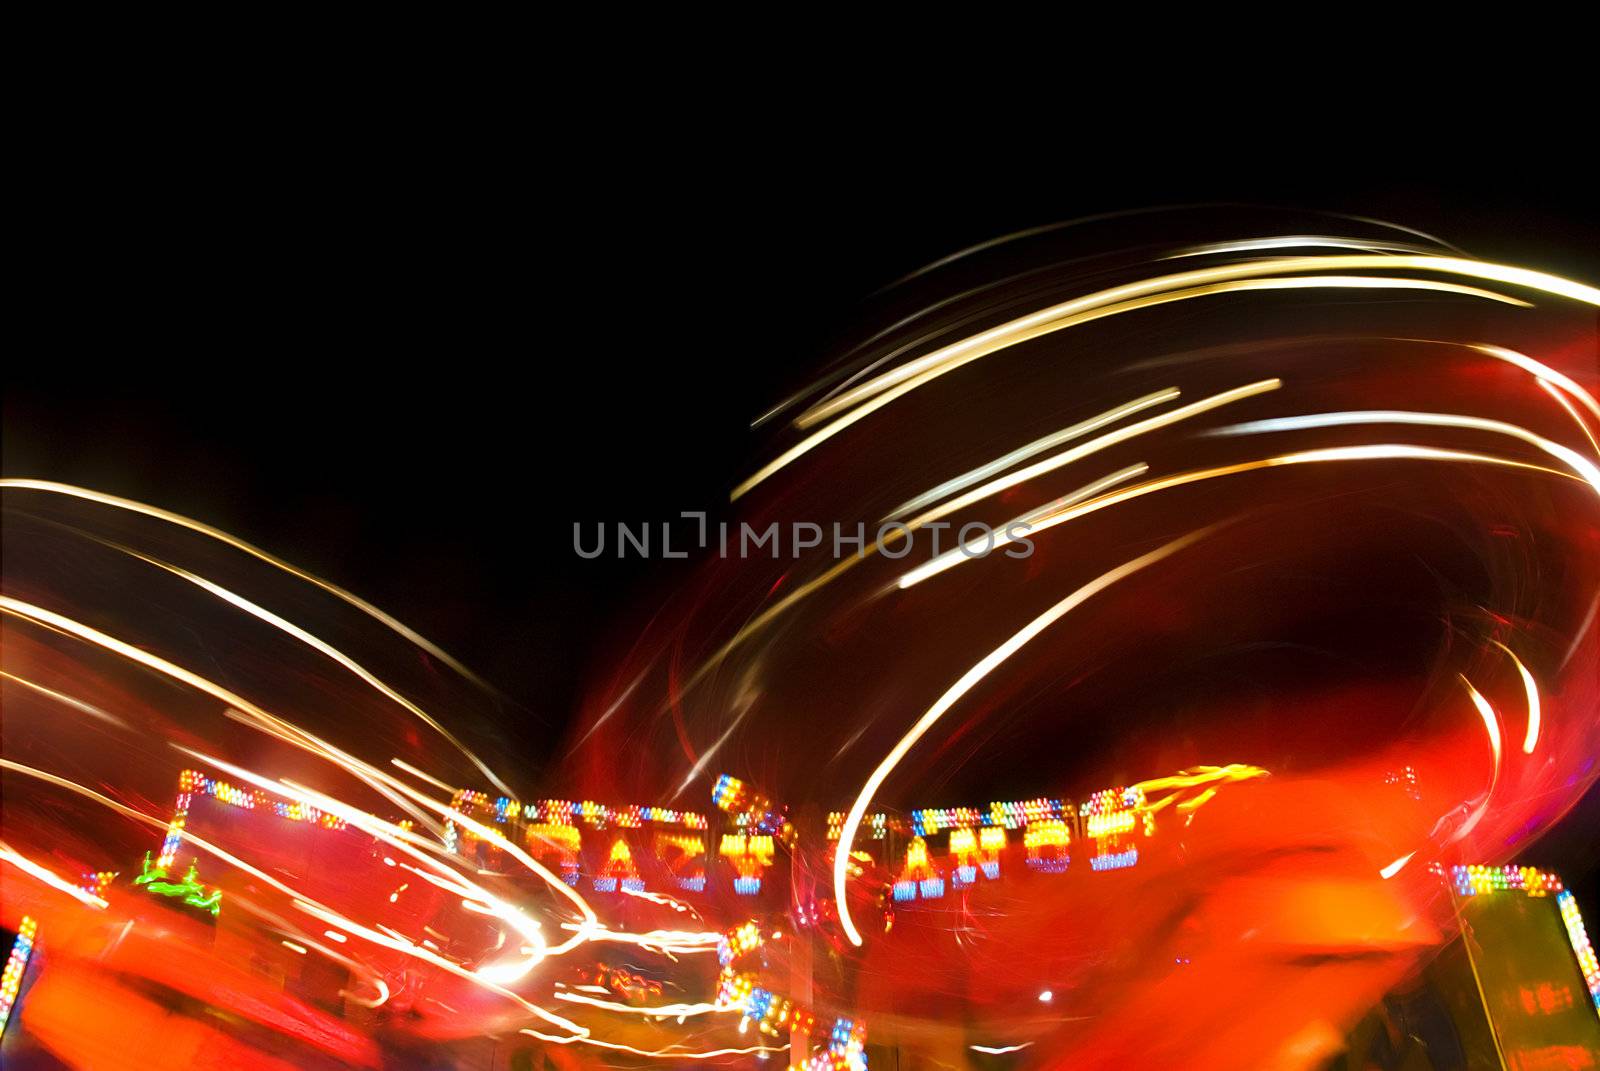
[971, 1042, 1034, 1055]
[1461, 676, 1505, 786]
[1, 670, 129, 729]
[898, 379, 1281, 529]
[897, 445, 1580, 589]
[521, 1028, 787, 1061]
[1476, 344, 1600, 425]
[558, 922, 721, 958]
[756, 226, 1454, 431]
[1540, 379, 1600, 456]
[184, 748, 576, 979]
[0, 594, 436, 829]
[1441, 675, 1507, 848]
[734, 270, 1540, 501]
[0, 842, 110, 909]
[0, 756, 583, 1030]
[1208, 411, 1600, 496]
[0, 598, 636, 1028]
[100, 540, 500, 822]
[883, 386, 1181, 520]
[798, 255, 1597, 426]
[390, 757, 459, 793]
[1493, 642, 1543, 754]
[1168, 235, 1440, 258]
[188, 702, 601, 964]
[671, 460, 1151, 714]
[246, 730, 602, 955]
[1379, 852, 1417, 880]
[552, 990, 727, 1018]
[620, 885, 703, 916]
[731, 254, 1600, 502]
[834, 529, 1213, 945]
[284, 897, 586, 1034]
[0, 479, 506, 712]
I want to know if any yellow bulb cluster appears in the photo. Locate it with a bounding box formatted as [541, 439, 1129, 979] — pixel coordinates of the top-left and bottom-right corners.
[525, 823, 582, 875]
[1453, 864, 1563, 897]
[827, 812, 886, 841]
[209, 780, 254, 808]
[913, 806, 983, 835]
[1023, 819, 1070, 851]
[653, 832, 708, 890]
[721, 833, 776, 893]
[1080, 785, 1146, 816]
[1086, 810, 1135, 838]
[80, 870, 117, 897]
[990, 798, 1061, 830]
[592, 837, 643, 892]
[715, 920, 865, 1066]
[1556, 891, 1600, 1015]
[0, 916, 39, 1037]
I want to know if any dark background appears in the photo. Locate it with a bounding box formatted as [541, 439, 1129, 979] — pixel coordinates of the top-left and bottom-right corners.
[7, 115, 1598, 903]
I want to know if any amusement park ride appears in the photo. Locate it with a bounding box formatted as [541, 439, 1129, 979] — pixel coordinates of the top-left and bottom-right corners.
[2, 759, 1596, 1069]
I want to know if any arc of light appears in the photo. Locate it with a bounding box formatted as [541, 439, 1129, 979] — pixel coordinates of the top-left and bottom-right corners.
[179, 743, 552, 988]
[833, 529, 1211, 945]
[1452, 675, 1504, 845]
[884, 387, 1181, 520]
[672, 375, 1273, 707]
[1463, 676, 1505, 778]
[1209, 411, 1600, 496]
[898, 444, 1582, 590]
[0, 479, 502, 696]
[0, 594, 435, 829]
[1383, 649, 1539, 878]
[668, 465, 1145, 716]
[1, 670, 128, 728]
[0, 596, 597, 955]
[521, 1030, 787, 1060]
[119, 542, 511, 803]
[0, 758, 577, 1030]
[0, 841, 109, 908]
[1477, 345, 1600, 425]
[733, 271, 1541, 500]
[390, 757, 457, 793]
[901, 380, 1278, 529]
[1491, 642, 1542, 754]
[803, 255, 1597, 426]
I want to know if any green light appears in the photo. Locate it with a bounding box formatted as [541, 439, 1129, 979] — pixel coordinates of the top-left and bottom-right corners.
[135, 852, 222, 917]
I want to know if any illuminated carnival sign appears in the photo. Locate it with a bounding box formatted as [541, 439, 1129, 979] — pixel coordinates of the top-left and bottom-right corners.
[156, 768, 346, 870]
[445, 791, 725, 896]
[1451, 865, 1599, 1016]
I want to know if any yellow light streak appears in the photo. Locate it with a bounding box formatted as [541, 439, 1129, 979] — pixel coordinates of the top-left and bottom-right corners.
[834, 529, 1213, 945]
[0, 478, 504, 702]
[1491, 643, 1542, 755]
[0, 841, 109, 908]
[897, 444, 1580, 589]
[735, 268, 1550, 500]
[884, 387, 1181, 520]
[902, 380, 1280, 529]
